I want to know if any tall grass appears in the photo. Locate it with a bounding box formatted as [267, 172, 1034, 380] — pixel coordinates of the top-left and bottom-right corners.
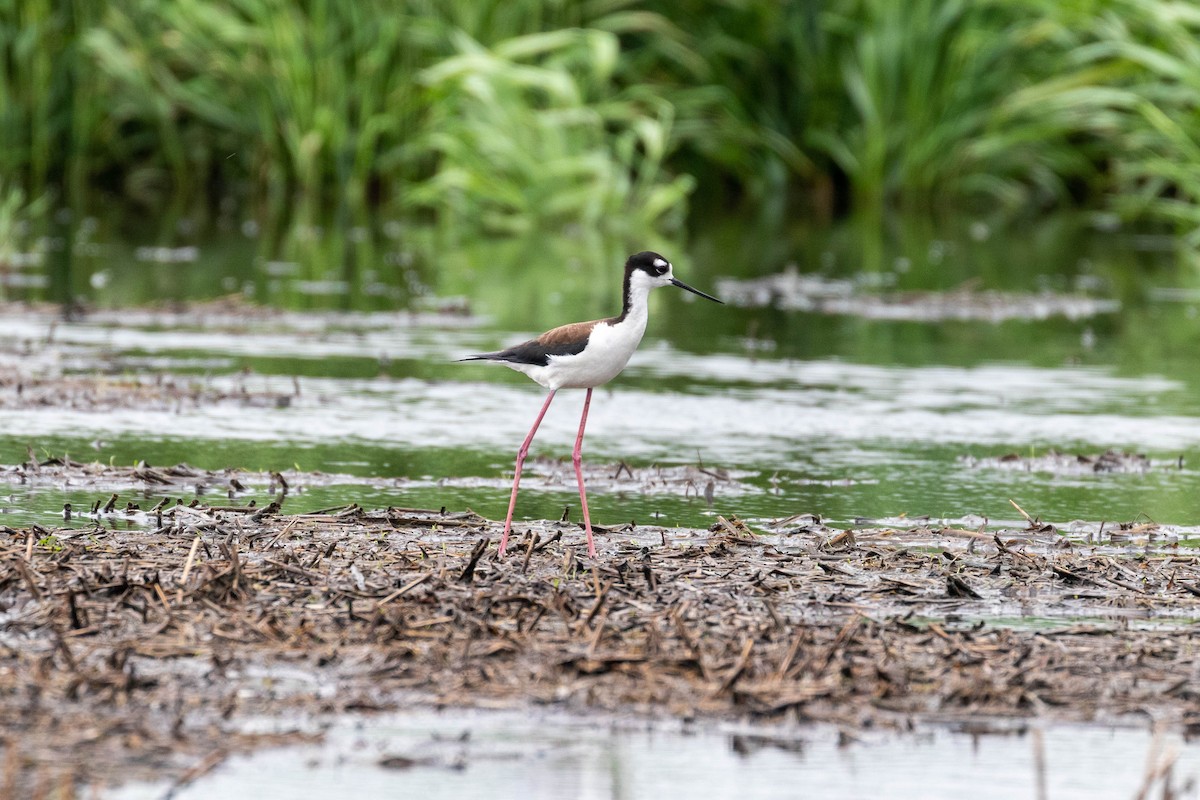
[806, 0, 1067, 207]
[4, 0, 1200, 248]
[55, 0, 693, 238]
[1070, 1, 1200, 244]
[0, 0, 100, 203]
[412, 28, 692, 238]
[0, 180, 49, 270]
[80, 0, 430, 221]
[630, 0, 1112, 213]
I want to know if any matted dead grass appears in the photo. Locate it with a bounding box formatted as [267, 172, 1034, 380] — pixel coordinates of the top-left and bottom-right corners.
[2, 490, 1199, 796]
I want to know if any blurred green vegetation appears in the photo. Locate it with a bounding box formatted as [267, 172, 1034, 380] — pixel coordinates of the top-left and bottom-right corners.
[4, 0, 1200, 255]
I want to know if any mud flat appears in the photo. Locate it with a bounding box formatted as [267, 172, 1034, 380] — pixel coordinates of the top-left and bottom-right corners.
[2, 490, 1199, 796]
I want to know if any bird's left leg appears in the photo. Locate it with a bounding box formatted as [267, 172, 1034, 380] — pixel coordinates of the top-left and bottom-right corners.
[499, 389, 556, 557]
[572, 388, 597, 558]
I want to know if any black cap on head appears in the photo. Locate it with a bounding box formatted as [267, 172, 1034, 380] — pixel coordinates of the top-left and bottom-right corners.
[626, 251, 671, 276]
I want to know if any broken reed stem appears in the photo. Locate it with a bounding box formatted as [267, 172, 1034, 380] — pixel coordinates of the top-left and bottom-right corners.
[458, 537, 488, 583]
[153, 582, 172, 613]
[591, 556, 602, 598]
[717, 637, 756, 695]
[262, 515, 300, 548]
[586, 611, 607, 659]
[1009, 497, 1034, 523]
[374, 573, 430, 610]
[533, 530, 561, 552]
[15, 559, 41, 600]
[775, 627, 806, 681]
[521, 532, 538, 574]
[167, 749, 228, 794]
[584, 581, 612, 628]
[671, 603, 711, 681]
[178, 535, 202, 602]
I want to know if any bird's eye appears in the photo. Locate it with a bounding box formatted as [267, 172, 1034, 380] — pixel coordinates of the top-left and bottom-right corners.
[654, 264, 668, 275]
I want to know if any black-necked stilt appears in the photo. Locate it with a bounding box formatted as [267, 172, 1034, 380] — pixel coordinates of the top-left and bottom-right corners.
[460, 251, 723, 558]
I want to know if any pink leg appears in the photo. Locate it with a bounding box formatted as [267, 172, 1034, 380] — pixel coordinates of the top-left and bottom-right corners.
[499, 389, 556, 556]
[573, 388, 597, 558]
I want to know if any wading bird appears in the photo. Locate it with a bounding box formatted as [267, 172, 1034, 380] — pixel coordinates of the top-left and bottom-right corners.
[459, 251, 723, 557]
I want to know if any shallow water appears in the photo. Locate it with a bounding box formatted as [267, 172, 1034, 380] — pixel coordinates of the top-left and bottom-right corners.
[2, 310, 1199, 532]
[106, 710, 1198, 800]
[3, 212, 1200, 533]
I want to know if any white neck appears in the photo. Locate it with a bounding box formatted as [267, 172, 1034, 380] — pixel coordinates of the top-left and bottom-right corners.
[622, 280, 652, 330]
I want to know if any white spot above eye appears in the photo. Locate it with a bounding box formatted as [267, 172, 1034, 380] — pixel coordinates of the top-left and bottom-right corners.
[653, 258, 668, 268]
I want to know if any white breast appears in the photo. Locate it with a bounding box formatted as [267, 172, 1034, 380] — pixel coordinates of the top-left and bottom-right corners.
[507, 315, 646, 390]
[506, 277, 656, 391]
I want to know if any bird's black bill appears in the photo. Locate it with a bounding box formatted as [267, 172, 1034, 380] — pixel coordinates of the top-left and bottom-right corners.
[670, 278, 724, 304]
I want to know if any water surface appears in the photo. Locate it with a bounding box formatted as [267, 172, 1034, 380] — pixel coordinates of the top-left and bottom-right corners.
[107, 710, 1199, 800]
[2, 211, 1199, 533]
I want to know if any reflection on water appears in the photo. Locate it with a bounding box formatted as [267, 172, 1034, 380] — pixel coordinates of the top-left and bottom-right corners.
[107, 710, 1198, 800]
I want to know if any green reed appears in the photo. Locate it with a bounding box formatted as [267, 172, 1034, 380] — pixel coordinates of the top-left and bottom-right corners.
[4, 0, 1200, 250]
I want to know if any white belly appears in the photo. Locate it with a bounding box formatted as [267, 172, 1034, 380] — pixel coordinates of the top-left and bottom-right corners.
[508, 315, 647, 390]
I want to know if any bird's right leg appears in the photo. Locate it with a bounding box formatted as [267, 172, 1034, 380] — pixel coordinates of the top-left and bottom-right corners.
[499, 389, 556, 556]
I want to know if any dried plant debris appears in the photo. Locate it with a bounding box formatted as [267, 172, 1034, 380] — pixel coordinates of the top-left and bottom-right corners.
[2, 502, 1200, 795]
[960, 449, 1185, 475]
[4, 456, 757, 501]
[763, 512, 1199, 550]
[445, 456, 760, 497]
[6, 458, 295, 500]
[717, 268, 1118, 322]
[0, 368, 300, 412]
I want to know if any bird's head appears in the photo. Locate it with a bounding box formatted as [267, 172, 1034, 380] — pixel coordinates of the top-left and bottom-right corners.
[626, 251, 723, 303]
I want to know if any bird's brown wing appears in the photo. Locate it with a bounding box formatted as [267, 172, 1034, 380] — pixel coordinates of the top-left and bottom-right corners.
[460, 319, 607, 366]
